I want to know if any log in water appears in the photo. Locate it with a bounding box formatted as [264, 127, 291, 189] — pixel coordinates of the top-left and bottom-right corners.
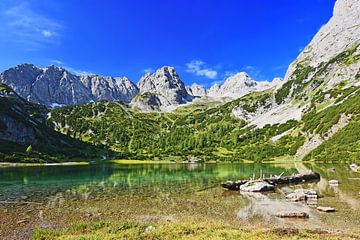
[221, 172, 320, 191]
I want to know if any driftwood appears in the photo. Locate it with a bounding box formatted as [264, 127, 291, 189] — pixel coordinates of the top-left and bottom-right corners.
[221, 172, 320, 191]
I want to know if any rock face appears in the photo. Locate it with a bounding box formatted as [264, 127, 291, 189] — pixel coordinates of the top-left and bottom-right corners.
[132, 66, 193, 111]
[80, 75, 138, 102]
[0, 64, 138, 107]
[285, 0, 360, 81]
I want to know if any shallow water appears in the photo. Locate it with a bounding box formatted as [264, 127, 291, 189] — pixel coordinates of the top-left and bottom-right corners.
[0, 162, 359, 238]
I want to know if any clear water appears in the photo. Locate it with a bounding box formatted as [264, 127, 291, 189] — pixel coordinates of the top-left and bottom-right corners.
[0, 162, 360, 236]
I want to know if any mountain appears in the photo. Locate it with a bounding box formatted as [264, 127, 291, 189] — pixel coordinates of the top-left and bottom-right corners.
[0, 83, 111, 163]
[131, 66, 194, 111]
[46, 0, 360, 163]
[0, 63, 280, 111]
[0, 64, 138, 107]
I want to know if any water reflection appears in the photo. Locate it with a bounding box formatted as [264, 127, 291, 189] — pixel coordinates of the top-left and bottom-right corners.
[0, 163, 295, 201]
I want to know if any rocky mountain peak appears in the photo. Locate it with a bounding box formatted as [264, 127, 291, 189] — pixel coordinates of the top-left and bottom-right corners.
[132, 66, 193, 111]
[138, 66, 186, 93]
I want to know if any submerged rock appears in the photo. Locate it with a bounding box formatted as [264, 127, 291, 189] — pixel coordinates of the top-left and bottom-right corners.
[317, 206, 336, 212]
[286, 189, 317, 202]
[328, 180, 339, 185]
[275, 211, 309, 219]
[239, 180, 275, 192]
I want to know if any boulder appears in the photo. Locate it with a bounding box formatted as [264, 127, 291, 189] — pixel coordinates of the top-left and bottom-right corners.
[239, 180, 275, 192]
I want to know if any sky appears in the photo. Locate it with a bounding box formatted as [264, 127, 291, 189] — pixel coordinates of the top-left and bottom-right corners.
[0, 0, 336, 87]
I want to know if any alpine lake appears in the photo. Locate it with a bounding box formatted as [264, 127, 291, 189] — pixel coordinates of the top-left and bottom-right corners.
[0, 161, 360, 239]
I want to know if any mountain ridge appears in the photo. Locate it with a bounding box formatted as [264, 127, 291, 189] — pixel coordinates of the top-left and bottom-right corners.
[0, 63, 282, 110]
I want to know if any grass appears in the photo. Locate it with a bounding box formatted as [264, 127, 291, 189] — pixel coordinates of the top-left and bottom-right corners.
[33, 221, 358, 240]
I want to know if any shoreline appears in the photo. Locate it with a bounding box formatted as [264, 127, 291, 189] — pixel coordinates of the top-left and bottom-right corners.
[0, 161, 89, 167]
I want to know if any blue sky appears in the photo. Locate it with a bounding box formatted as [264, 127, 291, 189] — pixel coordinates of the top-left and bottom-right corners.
[0, 0, 336, 87]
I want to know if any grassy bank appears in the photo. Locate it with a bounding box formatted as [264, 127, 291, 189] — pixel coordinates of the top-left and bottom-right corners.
[34, 221, 359, 240]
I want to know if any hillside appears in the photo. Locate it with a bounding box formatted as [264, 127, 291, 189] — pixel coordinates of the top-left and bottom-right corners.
[0, 84, 111, 163]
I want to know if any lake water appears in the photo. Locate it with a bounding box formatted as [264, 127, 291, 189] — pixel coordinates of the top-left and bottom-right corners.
[0, 162, 359, 239]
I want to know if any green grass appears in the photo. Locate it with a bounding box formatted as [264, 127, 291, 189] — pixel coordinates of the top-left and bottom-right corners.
[33, 221, 357, 240]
